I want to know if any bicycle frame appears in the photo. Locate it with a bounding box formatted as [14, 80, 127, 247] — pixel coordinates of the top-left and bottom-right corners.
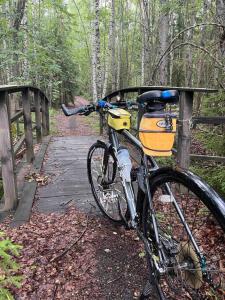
[107, 125, 204, 274]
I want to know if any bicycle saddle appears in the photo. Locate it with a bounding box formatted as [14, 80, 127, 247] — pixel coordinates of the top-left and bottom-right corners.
[137, 90, 179, 104]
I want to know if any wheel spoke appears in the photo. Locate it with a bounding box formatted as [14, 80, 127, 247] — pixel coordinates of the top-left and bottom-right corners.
[88, 144, 127, 222]
[143, 176, 225, 299]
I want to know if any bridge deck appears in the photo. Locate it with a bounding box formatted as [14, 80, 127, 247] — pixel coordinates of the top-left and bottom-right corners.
[36, 136, 100, 215]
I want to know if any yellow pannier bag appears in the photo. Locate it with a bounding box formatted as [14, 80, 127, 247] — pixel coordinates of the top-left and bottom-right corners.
[108, 108, 131, 131]
[139, 113, 176, 156]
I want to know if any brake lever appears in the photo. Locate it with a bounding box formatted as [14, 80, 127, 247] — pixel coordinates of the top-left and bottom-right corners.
[79, 105, 95, 116]
[79, 111, 91, 116]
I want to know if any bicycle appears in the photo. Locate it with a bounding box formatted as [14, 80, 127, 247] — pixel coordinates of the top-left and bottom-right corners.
[62, 89, 225, 300]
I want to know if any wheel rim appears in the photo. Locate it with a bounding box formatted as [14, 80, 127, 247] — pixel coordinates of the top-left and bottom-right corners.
[145, 179, 225, 300]
[90, 146, 127, 221]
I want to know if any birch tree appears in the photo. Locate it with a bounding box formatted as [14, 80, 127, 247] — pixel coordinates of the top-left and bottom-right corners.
[91, 0, 102, 103]
[102, 0, 115, 97]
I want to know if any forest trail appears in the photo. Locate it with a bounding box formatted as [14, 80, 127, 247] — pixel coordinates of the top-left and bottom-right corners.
[2, 98, 152, 300]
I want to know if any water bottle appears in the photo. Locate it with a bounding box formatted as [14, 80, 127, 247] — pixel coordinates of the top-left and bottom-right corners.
[117, 148, 132, 182]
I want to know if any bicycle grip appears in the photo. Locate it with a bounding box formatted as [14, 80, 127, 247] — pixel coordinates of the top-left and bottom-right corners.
[61, 104, 85, 116]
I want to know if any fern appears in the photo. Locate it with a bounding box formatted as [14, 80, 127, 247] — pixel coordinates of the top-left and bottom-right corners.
[0, 231, 23, 300]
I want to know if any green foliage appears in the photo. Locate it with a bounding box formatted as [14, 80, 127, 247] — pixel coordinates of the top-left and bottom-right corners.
[190, 164, 225, 197]
[201, 92, 225, 117]
[0, 0, 78, 105]
[49, 108, 59, 135]
[0, 232, 23, 300]
[195, 131, 225, 156]
[155, 156, 176, 167]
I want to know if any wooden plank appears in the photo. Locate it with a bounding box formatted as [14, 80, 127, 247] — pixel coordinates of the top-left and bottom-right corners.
[190, 154, 225, 162]
[99, 109, 104, 135]
[14, 135, 25, 155]
[102, 86, 218, 101]
[41, 95, 48, 135]
[34, 90, 42, 143]
[11, 136, 50, 227]
[177, 91, 194, 169]
[10, 110, 23, 123]
[22, 88, 34, 163]
[192, 116, 225, 127]
[0, 91, 18, 210]
[46, 100, 50, 135]
[173, 149, 225, 163]
[0, 85, 50, 104]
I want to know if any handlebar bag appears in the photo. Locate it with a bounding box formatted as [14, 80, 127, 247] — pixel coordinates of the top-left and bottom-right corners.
[139, 112, 177, 156]
[108, 108, 131, 131]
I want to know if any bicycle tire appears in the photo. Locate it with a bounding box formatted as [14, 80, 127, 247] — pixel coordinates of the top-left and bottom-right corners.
[87, 141, 128, 223]
[142, 167, 225, 300]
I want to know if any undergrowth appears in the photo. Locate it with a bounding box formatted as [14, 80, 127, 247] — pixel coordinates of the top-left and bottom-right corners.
[0, 232, 22, 300]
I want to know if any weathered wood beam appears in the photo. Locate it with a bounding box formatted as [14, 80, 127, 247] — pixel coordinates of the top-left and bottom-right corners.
[10, 110, 23, 123]
[190, 154, 225, 162]
[192, 116, 225, 126]
[102, 86, 217, 101]
[177, 91, 194, 169]
[41, 95, 49, 136]
[22, 88, 34, 163]
[34, 90, 42, 143]
[0, 91, 18, 210]
[14, 134, 25, 155]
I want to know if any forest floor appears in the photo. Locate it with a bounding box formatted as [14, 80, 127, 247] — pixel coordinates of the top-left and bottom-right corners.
[1, 96, 151, 300]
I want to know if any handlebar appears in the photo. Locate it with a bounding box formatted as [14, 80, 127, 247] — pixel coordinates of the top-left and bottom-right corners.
[61, 104, 86, 116]
[61, 100, 137, 117]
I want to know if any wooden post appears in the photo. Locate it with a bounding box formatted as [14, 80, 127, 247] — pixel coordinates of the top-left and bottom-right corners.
[99, 108, 104, 135]
[34, 90, 42, 143]
[0, 91, 18, 210]
[22, 88, 34, 163]
[41, 96, 49, 136]
[177, 91, 194, 169]
[46, 99, 50, 135]
[137, 89, 144, 129]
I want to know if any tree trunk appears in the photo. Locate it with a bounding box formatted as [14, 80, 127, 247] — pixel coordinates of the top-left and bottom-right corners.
[185, 0, 196, 87]
[216, 0, 225, 56]
[91, 0, 101, 103]
[10, 0, 27, 81]
[116, 0, 123, 90]
[158, 0, 169, 85]
[102, 0, 115, 97]
[140, 0, 151, 85]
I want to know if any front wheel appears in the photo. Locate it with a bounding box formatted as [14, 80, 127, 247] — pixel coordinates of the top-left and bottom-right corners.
[87, 142, 127, 222]
[142, 167, 225, 300]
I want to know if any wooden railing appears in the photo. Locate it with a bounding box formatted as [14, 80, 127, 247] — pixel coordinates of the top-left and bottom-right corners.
[0, 85, 50, 211]
[102, 86, 225, 168]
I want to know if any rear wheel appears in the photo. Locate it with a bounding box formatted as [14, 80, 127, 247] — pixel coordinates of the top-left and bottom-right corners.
[87, 142, 127, 222]
[142, 168, 225, 300]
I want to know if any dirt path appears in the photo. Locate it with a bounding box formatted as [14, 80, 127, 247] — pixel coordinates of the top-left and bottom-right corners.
[54, 96, 98, 137]
[1, 98, 149, 300]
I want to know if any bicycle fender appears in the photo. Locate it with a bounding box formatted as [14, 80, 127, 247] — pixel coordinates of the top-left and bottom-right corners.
[149, 167, 225, 231]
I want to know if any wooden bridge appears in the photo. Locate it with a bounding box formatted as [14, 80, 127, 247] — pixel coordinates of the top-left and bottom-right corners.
[0, 84, 225, 224]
